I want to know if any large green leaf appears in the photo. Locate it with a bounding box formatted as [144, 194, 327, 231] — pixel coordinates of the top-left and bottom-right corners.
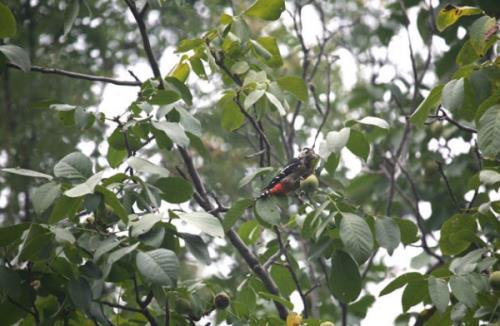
[479, 170, 500, 185]
[319, 128, 350, 159]
[64, 171, 104, 198]
[244, 89, 265, 109]
[95, 185, 128, 223]
[254, 197, 280, 226]
[410, 85, 444, 126]
[238, 166, 273, 188]
[156, 177, 193, 203]
[255, 36, 283, 67]
[68, 277, 92, 312]
[32, 182, 62, 215]
[126, 157, 170, 177]
[0, 45, 30, 72]
[164, 77, 193, 106]
[53, 152, 93, 180]
[220, 96, 245, 132]
[178, 212, 224, 238]
[339, 213, 374, 264]
[346, 129, 370, 161]
[477, 104, 500, 159]
[0, 223, 29, 247]
[469, 16, 497, 56]
[130, 213, 163, 237]
[449, 275, 477, 308]
[428, 276, 450, 314]
[374, 218, 401, 255]
[277, 76, 308, 102]
[380, 272, 424, 296]
[244, 0, 285, 21]
[223, 198, 254, 231]
[180, 233, 211, 265]
[136, 249, 179, 286]
[402, 280, 428, 311]
[265, 92, 286, 116]
[151, 121, 190, 147]
[2, 167, 53, 180]
[355, 116, 390, 129]
[149, 90, 180, 105]
[0, 3, 16, 38]
[63, 0, 80, 37]
[49, 196, 82, 224]
[329, 250, 362, 303]
[439, 214, 477, 256]
[435, 5, 482, 32]
[396, 219, 419, 245]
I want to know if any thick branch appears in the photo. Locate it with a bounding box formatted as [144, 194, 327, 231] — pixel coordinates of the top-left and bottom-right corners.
[7, 63, 141, 86]
[124, 0, 162, 81]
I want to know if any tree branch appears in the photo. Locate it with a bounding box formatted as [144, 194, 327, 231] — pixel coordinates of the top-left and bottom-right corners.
[436, 161, 459, 209]
[7, 63, 141, 86]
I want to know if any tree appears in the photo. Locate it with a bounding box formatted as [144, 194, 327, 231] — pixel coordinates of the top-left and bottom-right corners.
[0, 0, 499, 325]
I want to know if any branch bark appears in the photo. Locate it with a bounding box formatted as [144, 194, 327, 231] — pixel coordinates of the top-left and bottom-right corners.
[6, 63, 141, 86]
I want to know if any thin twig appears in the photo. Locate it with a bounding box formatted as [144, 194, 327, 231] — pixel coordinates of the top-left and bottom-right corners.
[96, 300, 143, 313]
[7, 63, 141, 86]
[436, 161, 459, 208]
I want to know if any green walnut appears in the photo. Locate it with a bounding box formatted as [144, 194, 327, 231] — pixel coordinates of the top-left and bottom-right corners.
[489, 271, 500, 291]
[300, 174, 319, 193]
[214, 292, 230, 310]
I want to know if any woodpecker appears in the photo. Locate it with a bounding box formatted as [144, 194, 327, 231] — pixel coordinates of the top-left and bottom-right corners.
[258, 148, 319, 199]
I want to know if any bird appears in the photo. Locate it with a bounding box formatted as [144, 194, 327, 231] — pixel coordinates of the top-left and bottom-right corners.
[258, 147, 319, 199]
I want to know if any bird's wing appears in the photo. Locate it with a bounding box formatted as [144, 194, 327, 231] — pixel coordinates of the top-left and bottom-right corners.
[263, 158, 301, 190]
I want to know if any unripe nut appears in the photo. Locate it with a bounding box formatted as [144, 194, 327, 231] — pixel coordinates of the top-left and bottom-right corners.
[214, 292, 230, 310]
[300, 174, 319, 193]
[320, 322, 335, 326]
[489, 271, 500, 291]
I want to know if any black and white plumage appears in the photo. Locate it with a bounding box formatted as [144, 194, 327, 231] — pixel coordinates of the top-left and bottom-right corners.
[258, 148, 318, 199]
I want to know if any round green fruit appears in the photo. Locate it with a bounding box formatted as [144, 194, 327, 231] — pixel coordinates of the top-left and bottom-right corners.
[300, 174, 319, 193]
[320, 322, 335, 326]
[489, 271, 500, 291]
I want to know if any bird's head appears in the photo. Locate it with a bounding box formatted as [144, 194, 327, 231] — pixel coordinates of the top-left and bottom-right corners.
[299, 147, 319, 165]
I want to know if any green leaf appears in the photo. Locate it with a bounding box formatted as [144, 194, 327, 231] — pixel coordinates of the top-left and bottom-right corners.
[107, 243, 139, 265]
[49, 196, 82, 224]
[180, 233, 211, 265]
[130, 213, 162, 237]
[156, 177, 193, 203]
[136, 249, 179, 286]
[356, 116, 390, 129]
[265, 92, 286, 116]
[329, 250, 362, 303]
[402, 280, 428, 311]
[149, 90, 180, 105]
[375, 218, 401, 255]
[177, 212, 224, 238]
[0, 3, 16, 38]
[277, 76, 308, 102]
[176, 107, 201, 137]
[126, 157, 169, 177]
[380, 272, 424, 296]
[151, 121, 190, 147]
[64, 0, 80, 37]
[164, 77, 193, 106]
[223, 198, 254, 231]
[0, 223, 29, 247]
[339, 213, 374, 264]
[53, 152, 93, 180]
[255, 197, 280, 226]
[439, 214, 477, 256]
[1, 168, 53, 180]
[449, 275, 477, 308]
[456, 39, 479, 66]
[238, 166, 273, 188]
[244, 0, 285, 21]
[231, 61, 249, 75]
[477, 104, 500, 159]
[244, 89, 265, 109]
[96, 186, 128, 222]
[64, 171, 104, 198]
[435, 5, 482, 32]
[428, 276, 450, 314]
[441, 78, 464, 112]
[475, 90, 500, 122]
[32, 182, 62, 215]
[52, 227, 75, 244]
[469, 16, 497, 56]
[396, 219, 419, 244]
[0, 45, 30, 72]
[68, 277, 92, 312]
[449, 248, 487, 275]
[318, 128, 350, 159]
[255, 36, 282, 67]
[479, 169, 500, 185]
[346, 129, 370, 161]
[238, 220, 261, 245]
[257, 292, 293, 310]
[221, 100, 245, 132]
[270, 264, 295, 296]
[410, 85, 444, 126]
